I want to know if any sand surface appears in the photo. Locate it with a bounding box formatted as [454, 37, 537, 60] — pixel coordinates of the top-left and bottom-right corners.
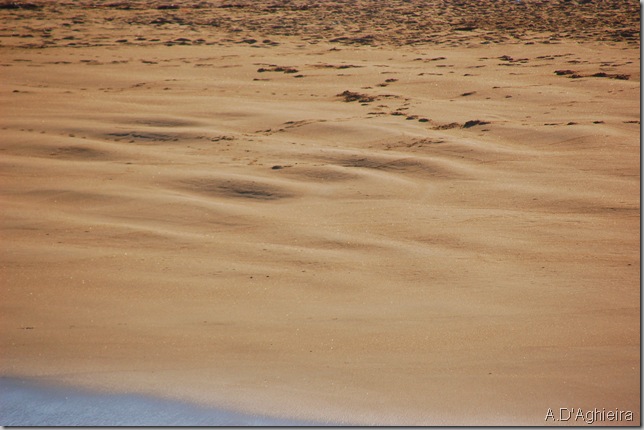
[0, 0, 640, 426]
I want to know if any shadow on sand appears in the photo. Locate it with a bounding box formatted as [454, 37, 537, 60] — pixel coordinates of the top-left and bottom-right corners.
[0, 377, 322, 426]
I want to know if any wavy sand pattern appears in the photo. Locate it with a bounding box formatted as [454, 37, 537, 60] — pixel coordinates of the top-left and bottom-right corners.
[0, 0, 640, 426]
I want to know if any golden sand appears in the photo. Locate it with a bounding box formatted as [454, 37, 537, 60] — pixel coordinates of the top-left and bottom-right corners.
[1, 0, 640, 425]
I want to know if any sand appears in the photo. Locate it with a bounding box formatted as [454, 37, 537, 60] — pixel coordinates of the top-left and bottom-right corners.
[0, 0, 640, 426]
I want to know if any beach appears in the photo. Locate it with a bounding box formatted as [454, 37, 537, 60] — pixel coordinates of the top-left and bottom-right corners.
[0, 0, 640, 426]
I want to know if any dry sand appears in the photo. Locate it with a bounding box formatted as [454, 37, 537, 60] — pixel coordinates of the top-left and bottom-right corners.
[0, 0, 640, 426]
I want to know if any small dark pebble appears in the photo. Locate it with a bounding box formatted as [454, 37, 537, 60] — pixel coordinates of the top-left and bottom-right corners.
[338, 90, 375, 103]
[463, 119, 490, 128]
[0, 1, 40, 9]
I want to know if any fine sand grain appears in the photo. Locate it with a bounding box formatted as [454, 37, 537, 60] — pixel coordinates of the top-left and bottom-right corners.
[0, 0, 640, 426]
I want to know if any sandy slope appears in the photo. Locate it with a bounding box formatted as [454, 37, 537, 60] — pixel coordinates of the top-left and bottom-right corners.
[0, 0, 640, 425]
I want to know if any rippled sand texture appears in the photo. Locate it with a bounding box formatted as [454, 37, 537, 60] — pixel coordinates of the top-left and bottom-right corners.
[0, 0, 640, 426]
